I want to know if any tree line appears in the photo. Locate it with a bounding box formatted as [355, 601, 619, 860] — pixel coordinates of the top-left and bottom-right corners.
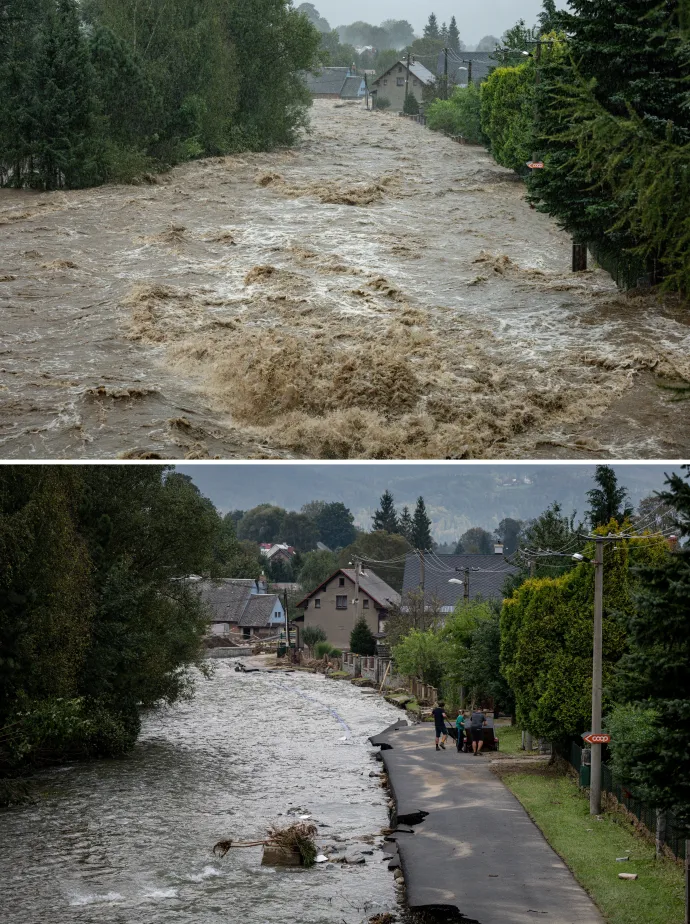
[0, 0, 320, 189]
[0, 466, 266, 797]
[425, 0, 690, 296]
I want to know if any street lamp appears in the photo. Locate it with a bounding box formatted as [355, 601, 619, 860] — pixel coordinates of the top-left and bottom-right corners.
[448, 578, 464, 585]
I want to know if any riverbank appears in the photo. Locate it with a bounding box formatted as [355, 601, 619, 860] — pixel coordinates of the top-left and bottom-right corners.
[0, 663, 403, 924]
[497, 765, 685, 924]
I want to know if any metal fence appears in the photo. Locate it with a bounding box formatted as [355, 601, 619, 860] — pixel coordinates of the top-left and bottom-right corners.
[564, 741, 686, 860]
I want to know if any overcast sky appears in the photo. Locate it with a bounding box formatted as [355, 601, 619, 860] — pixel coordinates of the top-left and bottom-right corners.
[314, 1, 569, 45]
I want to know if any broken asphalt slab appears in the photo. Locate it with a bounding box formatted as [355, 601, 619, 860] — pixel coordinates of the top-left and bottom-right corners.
[370, 723, 603, 924]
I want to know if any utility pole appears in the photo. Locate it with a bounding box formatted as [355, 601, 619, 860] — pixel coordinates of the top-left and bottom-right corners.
[354, 558, 361, 631]
[404, 51, 411, 104]
[443, 47, 449, 99]
[590, 537, 605, 815]
[464, 567, 470, 602]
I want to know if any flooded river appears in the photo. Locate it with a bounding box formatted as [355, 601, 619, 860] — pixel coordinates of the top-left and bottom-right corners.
[1, 100, 689, 459]
[0, 664, 403, 924]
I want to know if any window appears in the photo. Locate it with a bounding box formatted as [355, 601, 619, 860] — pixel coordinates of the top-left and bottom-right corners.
[339, 577, 345, 587]
[336, 596, 348, 610]
[363, 599, 369, 609]
[397, 77, 405, 87]
[398, 66, 403, 73]
[315, 598, 321, 608]
[383, 79, 388, 86]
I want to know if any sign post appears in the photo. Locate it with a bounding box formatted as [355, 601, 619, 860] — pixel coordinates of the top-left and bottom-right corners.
[582, 732, 611, 746]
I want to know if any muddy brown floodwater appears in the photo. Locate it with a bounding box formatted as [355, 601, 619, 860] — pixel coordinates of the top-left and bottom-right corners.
[1, 100, 689, 460]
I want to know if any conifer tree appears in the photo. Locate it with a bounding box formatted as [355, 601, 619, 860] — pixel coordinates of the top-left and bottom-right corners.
[399, 506, 413, 542]
[440, 22, 449, 42]
[350, 614, 377, 655]
[611, 468, 690, 831]
[31, 0, 102, 189]
[448, 16, 461, 53]
[587, 465, 632, 528]
[411, 497, 433, 551]
[372, 490, 399, 534]
[424, 13, 440, 38]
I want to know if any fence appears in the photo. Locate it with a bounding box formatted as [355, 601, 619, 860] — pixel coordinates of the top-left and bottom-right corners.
[339, 653, 436, 701]
[564, 741, 686, 860]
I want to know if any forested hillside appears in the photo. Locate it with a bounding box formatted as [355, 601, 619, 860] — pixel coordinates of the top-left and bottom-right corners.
[0, 0, 320, 189]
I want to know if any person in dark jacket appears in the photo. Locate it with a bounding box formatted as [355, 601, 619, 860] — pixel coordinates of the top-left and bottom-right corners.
[470, 709, 487, 755]
[431, 701, 448, 751]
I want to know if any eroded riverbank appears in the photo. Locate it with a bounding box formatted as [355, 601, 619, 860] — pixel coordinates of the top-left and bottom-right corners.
[2, 100, 689, 459]
[0, 663, 402, 924]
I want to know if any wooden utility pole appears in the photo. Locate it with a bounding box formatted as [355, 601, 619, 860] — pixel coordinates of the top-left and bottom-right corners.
[354, 558, 361, 630]
[464, 567, 470, 602]
[443, 47, 449, 99]
[572, 243, 588, 272]
[404, 52, 411, 103]
[590, 537, 605, 815]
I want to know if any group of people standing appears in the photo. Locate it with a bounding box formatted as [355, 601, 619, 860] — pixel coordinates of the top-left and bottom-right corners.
[431, 702, 488, 755]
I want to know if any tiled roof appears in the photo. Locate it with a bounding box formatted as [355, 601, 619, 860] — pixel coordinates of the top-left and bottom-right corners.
[191, 579, 281, 628]
[341, 569, 401, 608]
[305, 67, 349, 95]
[341, 76, 364, 98]
[240, 595, 282, 627]
[402, 553, 518, 608]
[372, 60, 436, 88]
[439, 51, 500, 84]
[296, 568, 400, 609]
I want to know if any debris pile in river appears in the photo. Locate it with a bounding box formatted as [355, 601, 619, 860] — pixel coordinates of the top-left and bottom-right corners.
[213, 821, 319, 868]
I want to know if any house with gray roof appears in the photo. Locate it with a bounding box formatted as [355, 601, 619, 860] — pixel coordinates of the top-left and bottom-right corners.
[305, 67, 364, 100]
[369, 59, 436, 111]
[189, 577, 286, 641]
[438, 50, 500, 87]
[294, 567, 400, 651]
[401, 551, 518, 613]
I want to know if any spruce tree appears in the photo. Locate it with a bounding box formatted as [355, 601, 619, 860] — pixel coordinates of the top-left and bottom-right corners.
[440, 22, 449, 42]
[399, 506, 413, 542]
[424, 13, 440, 38]
[612, 468, 690, 831]
[586, 465, 632, 528]
[350, 614, 377, 656]
[411, 497, 433, 551]
[31, 0, 102, 189]
[448, 16, 461, 53]
[372, 490, 399, 534]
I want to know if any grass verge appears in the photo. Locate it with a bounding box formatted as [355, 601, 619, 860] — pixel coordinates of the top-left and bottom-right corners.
[499, 767, 684, 924]
[495, 723, 523, 755]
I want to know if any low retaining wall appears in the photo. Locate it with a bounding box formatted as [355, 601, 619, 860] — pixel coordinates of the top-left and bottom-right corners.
[339, 653, 430, 697]
[204, 647, 253, 659]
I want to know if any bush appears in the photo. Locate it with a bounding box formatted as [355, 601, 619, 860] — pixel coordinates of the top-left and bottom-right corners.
[301, 625, 328, 651]
[403, 93, 420, 115]
[330, 648, 342, 658]
[427, 83, 485, 143]
[375, 96, 391, 110]
[392, 629, 445, 687]
[314, 640, 334, 659]
[480, 63, 535, 171]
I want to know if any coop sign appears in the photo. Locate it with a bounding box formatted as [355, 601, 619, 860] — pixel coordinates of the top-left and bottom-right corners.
[526, 161, 545, 169]
[582, 732, 611, 745]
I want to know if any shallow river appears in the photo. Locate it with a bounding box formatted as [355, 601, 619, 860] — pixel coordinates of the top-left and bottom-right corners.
[2, 100, 689, 459]
[0, 664, 403, 924]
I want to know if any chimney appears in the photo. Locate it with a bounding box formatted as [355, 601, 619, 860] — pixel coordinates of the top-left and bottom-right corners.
[668, 535, 678, 552]
[494, 543, 504, 555]
[257, 573, 268, 593]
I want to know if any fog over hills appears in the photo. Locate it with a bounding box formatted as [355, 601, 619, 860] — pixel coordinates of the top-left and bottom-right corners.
[312, 1, 569, 46]
[177, 465, 678, 543]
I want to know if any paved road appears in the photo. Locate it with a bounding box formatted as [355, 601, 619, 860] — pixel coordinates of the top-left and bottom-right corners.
[371, 723, 603, 924]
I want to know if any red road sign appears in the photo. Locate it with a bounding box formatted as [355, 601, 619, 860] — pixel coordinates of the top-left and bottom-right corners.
[527, 162, 545, 169]
[582, 732, 611, 745]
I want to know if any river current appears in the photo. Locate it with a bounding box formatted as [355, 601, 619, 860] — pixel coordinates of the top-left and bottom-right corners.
[0, 663, 403, 924]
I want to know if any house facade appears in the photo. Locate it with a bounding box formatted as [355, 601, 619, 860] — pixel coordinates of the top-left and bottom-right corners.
[260, 543, 296, 565]
[369, 59, 436, 111]
[190, 577, 286, 640]
[295, 568, 401, 651]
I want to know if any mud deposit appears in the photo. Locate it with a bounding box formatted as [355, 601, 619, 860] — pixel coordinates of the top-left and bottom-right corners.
[0, 664, 402, 924]
[1, 101, 689, 459]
